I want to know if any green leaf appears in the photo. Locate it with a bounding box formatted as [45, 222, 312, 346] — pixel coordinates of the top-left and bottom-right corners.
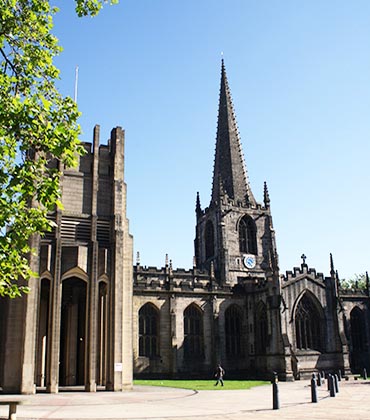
[0, 0, 118, 298]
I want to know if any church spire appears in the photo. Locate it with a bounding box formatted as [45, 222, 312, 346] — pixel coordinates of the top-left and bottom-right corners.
[211, 59, 256, 206]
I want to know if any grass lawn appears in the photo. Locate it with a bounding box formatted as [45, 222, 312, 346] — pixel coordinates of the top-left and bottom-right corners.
[134, 379, 268, 391]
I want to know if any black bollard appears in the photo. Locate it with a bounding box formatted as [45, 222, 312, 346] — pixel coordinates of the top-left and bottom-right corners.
[338, 369, 342, 381]
[363, 368, 367, 380]
[334, 374, 339, 393]
[311, 374, 318, 403]
[317, 373, 322, 387]
[329, 375, 336, 397]
[272, 372, 279, 410]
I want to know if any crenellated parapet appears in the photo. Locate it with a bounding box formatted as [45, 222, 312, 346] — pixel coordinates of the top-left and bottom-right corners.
[282, 264, 325, 285]
[133, 264, 232, 294]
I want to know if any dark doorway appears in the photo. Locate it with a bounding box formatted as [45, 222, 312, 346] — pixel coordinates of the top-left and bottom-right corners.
[36, 278, 50, 387]
[97, 281, 108, 386]
[59, 278, 87, 386]
[350, 307, 367, 373]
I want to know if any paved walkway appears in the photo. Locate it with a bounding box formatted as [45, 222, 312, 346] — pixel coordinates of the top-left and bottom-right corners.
[0, 379, 369, 420]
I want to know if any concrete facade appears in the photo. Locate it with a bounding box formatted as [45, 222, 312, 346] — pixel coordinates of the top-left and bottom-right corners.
[0, 126, 133, 394]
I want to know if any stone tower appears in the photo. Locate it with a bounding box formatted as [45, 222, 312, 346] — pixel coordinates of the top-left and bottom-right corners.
[195, 60, 279, 287]
[194, 60, 286, 375]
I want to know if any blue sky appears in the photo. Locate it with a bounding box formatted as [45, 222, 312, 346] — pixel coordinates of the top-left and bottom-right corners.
[53, 0, 370, 279]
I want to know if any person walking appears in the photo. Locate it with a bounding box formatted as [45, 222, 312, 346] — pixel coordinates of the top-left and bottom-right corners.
[214, 364, 225, 386]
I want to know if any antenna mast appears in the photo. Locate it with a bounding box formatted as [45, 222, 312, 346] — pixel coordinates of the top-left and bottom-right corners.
[74, 66, 79, 103]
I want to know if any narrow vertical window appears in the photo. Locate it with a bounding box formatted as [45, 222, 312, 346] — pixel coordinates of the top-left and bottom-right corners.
[225, 305, 242, 357]
[184, 304, 203, 359]
[205, 220, 215, 259]
[255, 302, 268, 354]
[139, 303, 159, 358]
[239, 216, 257, 254]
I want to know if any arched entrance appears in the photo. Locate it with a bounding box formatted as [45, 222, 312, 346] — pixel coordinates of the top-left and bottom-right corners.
[59, 277, 87, 386]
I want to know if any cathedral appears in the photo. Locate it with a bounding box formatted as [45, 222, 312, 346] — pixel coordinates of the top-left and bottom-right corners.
[0, 61, 369, 394]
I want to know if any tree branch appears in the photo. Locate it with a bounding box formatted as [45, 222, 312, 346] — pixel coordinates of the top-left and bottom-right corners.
[0, 46, 17, 74]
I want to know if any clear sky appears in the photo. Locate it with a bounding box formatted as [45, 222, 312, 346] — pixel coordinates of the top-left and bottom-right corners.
[53, 0, 370, 280]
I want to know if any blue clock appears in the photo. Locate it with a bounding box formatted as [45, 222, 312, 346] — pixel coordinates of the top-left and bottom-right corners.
[243, 255, 256, 269]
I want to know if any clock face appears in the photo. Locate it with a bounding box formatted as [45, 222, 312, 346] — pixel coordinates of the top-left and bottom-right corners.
[243, 255, 256, 269]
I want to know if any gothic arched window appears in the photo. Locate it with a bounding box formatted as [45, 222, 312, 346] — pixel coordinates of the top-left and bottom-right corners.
[225, 305, 242, 357]
[205, 220, 215, 260]
[350, 307, 365, 352]
[139, 303, 159, 358]
[295, 294, 323, 352]
[255, 302, 268, 354]
[239, 216, 257, 254]
[184, 304, 203, 359]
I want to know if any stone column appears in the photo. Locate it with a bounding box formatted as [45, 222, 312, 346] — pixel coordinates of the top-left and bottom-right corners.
[2, 298, 26, 393]
[106, 127, 133, 391]
[46, 206, 63, 393]
[122, 227, 133, 389]
[266, 281, 287, 376]
[210, 296, 220, 367]
[85, 125, 100, 392]
[19, 234, 41, 394]
[85, 239, 98, 391]
[325, 276, 341, 353]
[169, 294, 177, 375]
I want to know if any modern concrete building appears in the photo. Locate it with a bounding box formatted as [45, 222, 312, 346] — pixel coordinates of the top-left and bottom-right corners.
[0, 61, 369, 394]
[0, 127, 133, 393]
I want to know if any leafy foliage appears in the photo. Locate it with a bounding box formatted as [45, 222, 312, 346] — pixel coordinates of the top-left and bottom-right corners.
[340, 273, 368, 290]
[75, 0, 119, 17]
[0, 0, 117, 298]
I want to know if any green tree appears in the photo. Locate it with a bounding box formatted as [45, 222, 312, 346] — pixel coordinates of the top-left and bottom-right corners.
[0, 0, 117, 298]
[340, 273, 368, 290]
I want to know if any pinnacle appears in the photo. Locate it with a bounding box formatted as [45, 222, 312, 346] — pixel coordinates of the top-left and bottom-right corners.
[211, 60, 256, 206]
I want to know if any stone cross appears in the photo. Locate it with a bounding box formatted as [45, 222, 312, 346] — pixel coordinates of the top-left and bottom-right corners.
[301, 254, 307, 265]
